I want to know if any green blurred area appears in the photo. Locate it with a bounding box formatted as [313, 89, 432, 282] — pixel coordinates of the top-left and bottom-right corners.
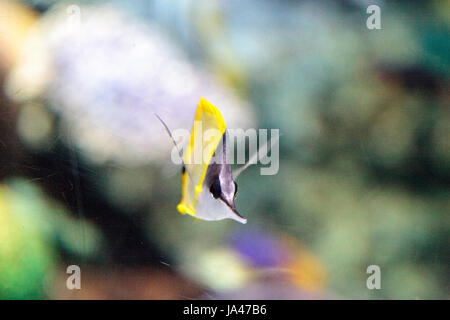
[0, 0, 448, 299]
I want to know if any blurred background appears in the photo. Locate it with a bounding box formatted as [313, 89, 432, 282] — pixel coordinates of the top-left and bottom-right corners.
[0, 0, 448, 299]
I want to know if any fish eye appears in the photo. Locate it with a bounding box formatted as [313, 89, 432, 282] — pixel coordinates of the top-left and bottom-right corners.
[209, 179, 221, 199]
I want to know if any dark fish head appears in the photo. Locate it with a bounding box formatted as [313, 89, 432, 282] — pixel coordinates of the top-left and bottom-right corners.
[209, 174, 244, 220]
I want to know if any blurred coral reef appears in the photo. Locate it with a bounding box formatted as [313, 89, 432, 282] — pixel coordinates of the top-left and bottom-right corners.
[0, 0, 448, 299]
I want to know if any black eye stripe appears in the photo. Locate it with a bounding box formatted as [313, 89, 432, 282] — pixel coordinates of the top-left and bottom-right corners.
[209, 179, 221, 199]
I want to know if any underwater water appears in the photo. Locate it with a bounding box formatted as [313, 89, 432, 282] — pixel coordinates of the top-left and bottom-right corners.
[0, 0, 448, 300]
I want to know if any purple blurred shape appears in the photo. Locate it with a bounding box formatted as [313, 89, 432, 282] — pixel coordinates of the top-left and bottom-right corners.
[229, 228, 291, 268]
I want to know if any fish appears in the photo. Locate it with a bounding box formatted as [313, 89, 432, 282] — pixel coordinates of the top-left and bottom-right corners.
[177, 97, 246, 224]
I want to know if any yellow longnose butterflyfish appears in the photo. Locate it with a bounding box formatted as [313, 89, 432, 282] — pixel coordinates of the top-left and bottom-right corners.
[157, 97, 246, 224]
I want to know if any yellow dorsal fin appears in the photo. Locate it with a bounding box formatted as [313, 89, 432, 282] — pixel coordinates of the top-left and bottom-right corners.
[177, 98, 227, 216]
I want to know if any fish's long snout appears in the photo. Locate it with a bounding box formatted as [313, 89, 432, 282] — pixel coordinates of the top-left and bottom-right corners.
[220, 195, 247, 224]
